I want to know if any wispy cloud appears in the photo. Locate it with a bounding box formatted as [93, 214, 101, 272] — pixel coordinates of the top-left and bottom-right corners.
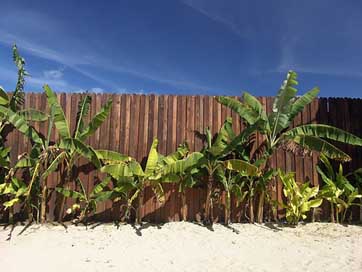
[181, 0, 245, 39]
[276, 37, 362, 78]
[0, 8, 217, 93]
[43, 68, 64, 80]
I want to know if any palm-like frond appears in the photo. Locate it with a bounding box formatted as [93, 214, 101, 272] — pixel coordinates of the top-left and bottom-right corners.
[78, 98, 112, 141]
[74, 95, 91, 139]
[44, 85, 70, 139]
[10, 45, 27, 111]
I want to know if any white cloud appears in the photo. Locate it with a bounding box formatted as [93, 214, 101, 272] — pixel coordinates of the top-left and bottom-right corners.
[43, 69, 64, 80]
[89, 87, 104, 93]
[0, 8, 218, 93]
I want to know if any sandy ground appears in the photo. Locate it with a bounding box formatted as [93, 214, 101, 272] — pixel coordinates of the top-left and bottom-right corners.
[1, 222, 362, 272]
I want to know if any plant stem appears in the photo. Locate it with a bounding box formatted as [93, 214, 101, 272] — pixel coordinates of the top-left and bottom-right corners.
[257, 190, 265, 223]
[330, 203, 335, 223]
[136, 189, 144, 225]
[40, 184, 47, 224]
[204, 176, 213, 224]
[225, 190, 231, 225]
[249, 197, 254, 223]
[181, 190, 187, 221]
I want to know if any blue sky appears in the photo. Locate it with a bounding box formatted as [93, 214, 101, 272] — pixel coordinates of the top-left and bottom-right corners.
[1, 0, 362, 97]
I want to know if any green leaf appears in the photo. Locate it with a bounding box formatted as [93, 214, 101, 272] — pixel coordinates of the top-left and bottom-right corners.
[145, 139, 159, 176]
[162, 144, 189, 165]
[44, 85, 70, 139]
[0, 86, 9, 106]
[292, 135, 351, 161]
[59, 138, 101, 168]
[55, 187, 85, 200]
[243, 92, 268, 121]
[78, 98, 112, 141]
[91, 177, 111, 195]
[101, 163, 134, 179]
[15, 157, 36, 168]
[289, 87, 319, 121]
[216, 96, 259, 124]
[18, 109, 48, 122]
[224, 159, 259, 177]
[95, 149, 130, 163]
[42, 152, 66, 179]
[163, 152, 204, 175]
[209, 118, 234, 156]
[74, 95, 91, 139]
[0, 105, 43, 144]
[283, 124, 362, 154]
[273, 71, 298, 114]
[94, 191, 113, 202]
[10, 44, 26, 111]
[3, 198, 20, 208]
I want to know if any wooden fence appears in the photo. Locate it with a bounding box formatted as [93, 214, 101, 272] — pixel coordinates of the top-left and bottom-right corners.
[3, 93, 362, 222]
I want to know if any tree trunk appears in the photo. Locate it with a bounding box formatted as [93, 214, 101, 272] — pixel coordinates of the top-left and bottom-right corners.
[40, 184, 47, 224]
[224, 191, 231, 225]
[360, 198, 362, 223]
[204, 176, 213, 224]
[330, 203, 335, 223]
[8, 206, 14, 224]
[56, 166, 72, 222]
[256, 191, 265, 223]
[136, 189, 144, 225]
[249, 197, 254, 223]
[181, 191, 187, 221]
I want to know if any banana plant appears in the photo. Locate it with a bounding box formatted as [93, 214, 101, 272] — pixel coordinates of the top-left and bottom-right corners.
[14, 104, 59, 223]
[198, 117, 259, 224]
[216, 159, 259, 224]
[161, 151, 204, 221]
[317, 154, 362, 223]
[100, 139, 187, 224]
[55, 177, 112, 223]
[198, 118, 235, 224]
[42, 85, 112, 222]
[217, 70, 362, 223]
[278, 170, 322, 225]
[0, 45, 49, 222]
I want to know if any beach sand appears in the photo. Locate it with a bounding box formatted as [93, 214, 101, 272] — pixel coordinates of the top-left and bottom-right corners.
[1, 222, 361, 272]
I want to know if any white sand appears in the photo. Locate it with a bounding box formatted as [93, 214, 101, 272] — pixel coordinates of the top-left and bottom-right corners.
[1, 222, 362, 272]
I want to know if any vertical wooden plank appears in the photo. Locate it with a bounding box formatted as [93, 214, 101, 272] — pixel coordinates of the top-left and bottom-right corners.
[142, 95, 150, 160]
[167, 95, 177, 221]
[186, 96, 195, 151]
[302, 104, 314, 183]
[310, 99, 319, 187]
[94, 94, 104, 218]
[123, 95, 131, 155]
[129, 95, 140, 160]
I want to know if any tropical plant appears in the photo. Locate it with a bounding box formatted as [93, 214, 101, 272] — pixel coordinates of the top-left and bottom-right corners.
[42, 85, 112, 222]
[216, 159, 259, 224]
[217, 70, 362, 223]
[278, 170, 322, 225]
[317, 154, 362, 223]
[55, 177, 113, 223]
[0, 45, 48, 222]
[100, 139, 188, 224]
[197, 117, 261, 224]
[162, 151, 204, 221]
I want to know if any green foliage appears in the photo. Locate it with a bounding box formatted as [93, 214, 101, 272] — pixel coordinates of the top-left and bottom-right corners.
[217, 71, 362, 162]
[317, 154, 362, 223]
[2, 45, 362, 227]
[278, 170, 322, 225]
[216, 70, 362, 223]
[55, 177, 113, 222]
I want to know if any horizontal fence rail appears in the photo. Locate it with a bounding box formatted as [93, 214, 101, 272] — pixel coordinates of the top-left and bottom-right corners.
[2, 93, 362, 222]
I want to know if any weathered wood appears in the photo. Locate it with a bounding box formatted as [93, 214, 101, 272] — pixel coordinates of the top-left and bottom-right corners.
[3, 93, 362, 223]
